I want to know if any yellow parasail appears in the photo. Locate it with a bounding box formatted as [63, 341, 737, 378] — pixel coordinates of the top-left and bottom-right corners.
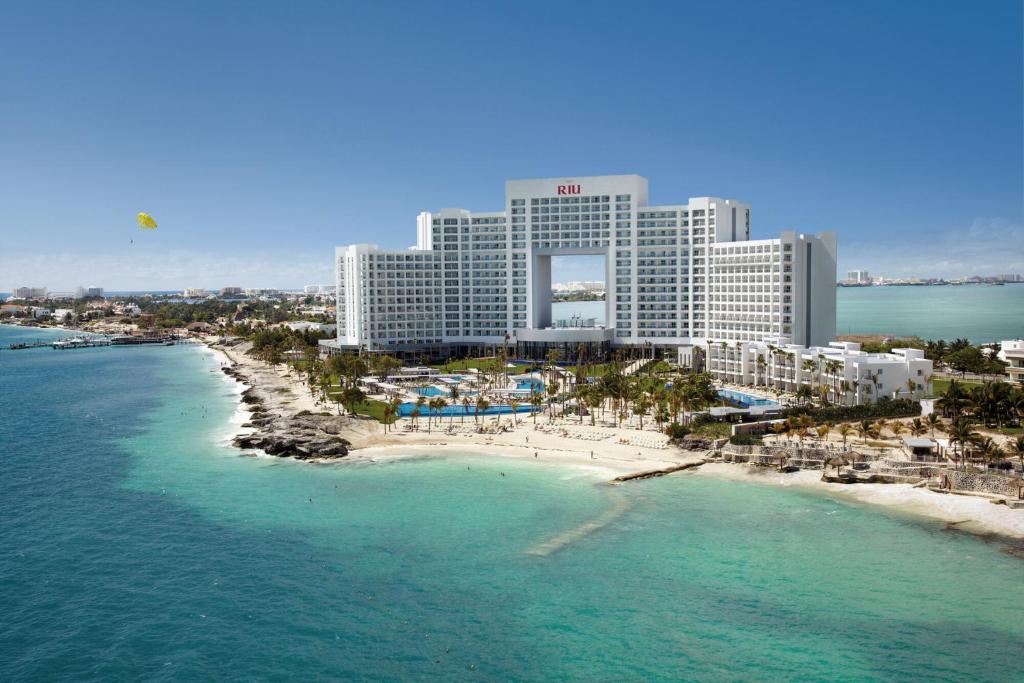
[137, 212, 157, 229]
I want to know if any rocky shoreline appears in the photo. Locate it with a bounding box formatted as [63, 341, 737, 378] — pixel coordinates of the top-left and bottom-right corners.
[220, 363, 354, 461]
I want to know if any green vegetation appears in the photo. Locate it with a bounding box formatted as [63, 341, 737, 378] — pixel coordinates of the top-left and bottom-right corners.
[435, 357, 531, 374]
[934, 378, 1024, 429]
[783, 398, 921, 423]
[930, 377, 983, 396]
[859, 336, 927, 354]
[352, 398, 392, 422]
[923, 338, 1007, 377]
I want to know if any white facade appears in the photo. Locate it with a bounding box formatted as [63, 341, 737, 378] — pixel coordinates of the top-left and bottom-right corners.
[11, 286, 47, 299]
[335, 175, 836, 353]
[702, 340, 932, 404]
[73, 286, 104, 298]
[847, 269, 870, 283]
[997, 339, 1024, 384]
[183, 288, 208, 298]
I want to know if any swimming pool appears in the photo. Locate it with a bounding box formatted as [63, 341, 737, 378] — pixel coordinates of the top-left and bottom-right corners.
[397, 403, 536, 417]
[515, 378, 544, 392]
[416, 386, 476, 397]
[717, 389, 780, 408]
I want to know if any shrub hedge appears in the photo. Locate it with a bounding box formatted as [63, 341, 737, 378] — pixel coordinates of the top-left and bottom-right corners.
[782, 398, 920, 423]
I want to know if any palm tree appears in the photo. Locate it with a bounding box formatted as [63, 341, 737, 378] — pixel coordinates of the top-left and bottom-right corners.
[855, 419, 873, 444]
[909, 418, 927, 437]
[816, 423, 830, 443]
[633, 396, 651, 430]
[474, 395, 487, 424]
[926, 413, 944, 438]
[476, 397, 490, 427]
[975, 436, 1004, 468]
[1008, 435, 1024, 473]
[801, 359, 817, 398]
[530, 390, 543, 424]
[905, 377, 918, 399]
[771, 421, 787, 442]
[947, 418, 980, 470]
[509, 399, 520, 427]
[410, 406, 421, 429]
[586, 388, 602, 426]
[382, 403, 397, 433]
[837, 423, 854, 449]
[461, 396, 470, 423]
[889, 421, 906, 439]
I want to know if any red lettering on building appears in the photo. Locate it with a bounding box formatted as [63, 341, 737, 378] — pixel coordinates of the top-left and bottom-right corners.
[556, 184, 581, 195]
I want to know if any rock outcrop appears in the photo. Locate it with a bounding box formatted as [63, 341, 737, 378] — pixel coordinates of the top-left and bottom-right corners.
[219, 363, 352, 461]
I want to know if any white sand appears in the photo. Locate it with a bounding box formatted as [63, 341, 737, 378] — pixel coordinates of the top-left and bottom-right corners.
[694, 462, 1024, 540]
[197, 336, 1024, 540]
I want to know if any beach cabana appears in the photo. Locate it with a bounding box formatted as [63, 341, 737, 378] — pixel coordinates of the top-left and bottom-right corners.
[902, 437, 938, 461]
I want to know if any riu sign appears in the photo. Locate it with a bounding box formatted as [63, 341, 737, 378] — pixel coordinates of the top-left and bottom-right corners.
[556, 184, 581, 195]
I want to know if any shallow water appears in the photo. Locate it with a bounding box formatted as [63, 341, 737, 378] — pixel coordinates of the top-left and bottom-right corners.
[1, 324, 1022, 681]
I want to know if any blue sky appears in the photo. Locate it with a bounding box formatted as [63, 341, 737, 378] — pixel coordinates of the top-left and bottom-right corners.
[1, 0, 1021, 289]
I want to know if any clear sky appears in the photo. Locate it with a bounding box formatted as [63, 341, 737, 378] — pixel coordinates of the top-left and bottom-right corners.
[1, 0, 1021, 290]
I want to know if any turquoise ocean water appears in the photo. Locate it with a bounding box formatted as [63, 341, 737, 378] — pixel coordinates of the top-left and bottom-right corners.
[555, 284, 1024, 343]
[1, 323, 1023, 680]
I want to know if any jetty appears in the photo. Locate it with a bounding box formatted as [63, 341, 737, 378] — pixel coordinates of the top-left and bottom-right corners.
[7, 334, 191, 351]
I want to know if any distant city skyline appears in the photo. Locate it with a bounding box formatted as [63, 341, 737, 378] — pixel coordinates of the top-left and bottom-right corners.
[1, 1, 1020, 289]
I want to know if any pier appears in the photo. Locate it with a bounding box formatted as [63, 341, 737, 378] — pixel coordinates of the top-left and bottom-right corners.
[7, 334, 195, 351]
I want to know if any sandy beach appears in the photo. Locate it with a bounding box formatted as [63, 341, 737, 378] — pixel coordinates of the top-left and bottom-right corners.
[199, 336, 1024, 542]
[693, 462, 1024, 541]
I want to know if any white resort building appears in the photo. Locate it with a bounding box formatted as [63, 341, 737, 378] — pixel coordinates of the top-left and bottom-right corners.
[703, 340, 933, 404]
[326, 174, 837, 365]
[997, 340, 1024, 385]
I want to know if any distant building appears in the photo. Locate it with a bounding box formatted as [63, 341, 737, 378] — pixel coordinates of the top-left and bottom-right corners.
[11, 286, 47, 299]
[997, 340, 1024, 385]
[552, 280, 605, 293]
[244, 288, 281, 297]
[74, 286, 104, 298]
[219, 287, 243, 296]
[847, 270, 870, 283]
[303, 285, 336, 295]
[284, 321, 336, 334]
[52, 308, 75, 322]
[113, 303, 142, 317]
[183, 288, 208, 298]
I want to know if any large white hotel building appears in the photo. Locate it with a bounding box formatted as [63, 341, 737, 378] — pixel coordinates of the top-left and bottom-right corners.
[327, 174, 837, 363]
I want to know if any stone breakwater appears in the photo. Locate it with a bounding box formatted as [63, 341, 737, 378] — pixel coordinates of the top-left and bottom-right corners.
[220, 364, 352, 460]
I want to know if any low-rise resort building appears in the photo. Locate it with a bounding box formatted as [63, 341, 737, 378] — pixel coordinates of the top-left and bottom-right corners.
[998, 339, 1024, 385]
[701, 340, 933, 403]
[325, 174, 842, 379]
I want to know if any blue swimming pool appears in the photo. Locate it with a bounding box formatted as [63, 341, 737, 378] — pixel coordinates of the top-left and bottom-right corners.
[717, 389, 780, 408]
[397, 403, 536, 417]
[416, 386, 476, 397]
[515, 379, 544, 392]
